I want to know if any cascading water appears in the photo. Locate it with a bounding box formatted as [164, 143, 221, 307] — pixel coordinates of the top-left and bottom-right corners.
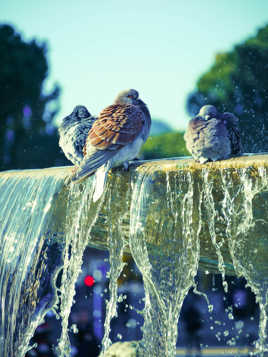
[1, 157, 268, 357]
[202, 169, 229, 293]
[128, 164, 200, 356]
[192, 165, 268, 355]
[0, 169, 64, 356]
[221, 167, 268, 355]
[0, 169, 106, 357]
[100, 174, 130, 354]
[54, 176, 105, 356]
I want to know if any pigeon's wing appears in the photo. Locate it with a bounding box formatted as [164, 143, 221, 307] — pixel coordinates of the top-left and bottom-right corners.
[85, 104, 144, 152]
[73, 104, 144, 181]
[227, 123, 242, 155]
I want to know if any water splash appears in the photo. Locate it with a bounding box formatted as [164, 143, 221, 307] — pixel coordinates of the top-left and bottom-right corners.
[128, 164, 200, 356]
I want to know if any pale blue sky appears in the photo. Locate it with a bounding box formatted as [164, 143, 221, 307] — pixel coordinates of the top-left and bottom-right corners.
[1, 0, 268, 130]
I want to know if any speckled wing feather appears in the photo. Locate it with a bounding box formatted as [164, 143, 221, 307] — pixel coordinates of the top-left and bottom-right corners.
[84, 104, 144, 154]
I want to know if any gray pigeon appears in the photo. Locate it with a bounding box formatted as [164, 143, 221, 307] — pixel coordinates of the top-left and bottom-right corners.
[58, 105, 96, 166]
[184, 105, 242, 164]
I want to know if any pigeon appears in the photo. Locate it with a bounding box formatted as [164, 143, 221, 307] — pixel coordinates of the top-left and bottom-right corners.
[72, 89, 151, 202]
[58, 105, 96, 166]
[184, 105, 242, 164]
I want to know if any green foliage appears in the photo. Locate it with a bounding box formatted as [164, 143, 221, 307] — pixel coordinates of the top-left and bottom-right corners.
[187, 24, 268, 152]
[0, 24, 67, 170]
[141, 131, 189, 160]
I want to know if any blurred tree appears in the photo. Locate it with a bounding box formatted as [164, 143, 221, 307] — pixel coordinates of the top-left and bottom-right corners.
[187, 24, 268, 152]
[141, 131, 189, 159]
[0, 23, 67, 170]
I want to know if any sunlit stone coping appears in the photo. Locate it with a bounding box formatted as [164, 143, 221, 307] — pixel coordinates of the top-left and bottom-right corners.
[141, 153, 268, 170]
[1, 153, 268, 178]
[0, 165, 72, 178]
[1, 153, 268, 276]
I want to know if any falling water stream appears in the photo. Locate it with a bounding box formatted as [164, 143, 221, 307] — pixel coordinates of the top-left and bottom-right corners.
[0, 171, 106, 357]
[54, 176, 105, 356]
[0, 171, 63, 356]
[196, 166, 268, 355]
[100, 174, 130, 354]
[221, 167, 268, 355]
[0, 160, 268, 356]
[128, 164, 200, 356]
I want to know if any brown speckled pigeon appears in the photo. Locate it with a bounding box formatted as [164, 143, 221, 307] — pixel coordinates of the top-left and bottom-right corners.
[72, 89, 151, 201]
[184, 105, 242, 164]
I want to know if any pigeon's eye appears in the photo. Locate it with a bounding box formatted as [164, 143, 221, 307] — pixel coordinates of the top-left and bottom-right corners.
[127, 95, 133, 99]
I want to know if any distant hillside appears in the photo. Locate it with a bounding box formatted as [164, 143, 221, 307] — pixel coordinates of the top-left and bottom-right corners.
[142, 131, 189, 160]
[150, 119, 173, 136]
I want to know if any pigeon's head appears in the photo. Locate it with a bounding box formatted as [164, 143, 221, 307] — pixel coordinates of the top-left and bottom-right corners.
[198, 105, 218, 121]
[72, 105, 91, 119]
[222, 112, 239, 125]
[115, 89, 140, 105]
[61, 105, 90, 129]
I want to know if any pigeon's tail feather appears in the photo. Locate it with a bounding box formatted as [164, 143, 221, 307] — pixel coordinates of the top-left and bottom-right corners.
[93, 163, 110, 202]
[72, 150, 115, 182]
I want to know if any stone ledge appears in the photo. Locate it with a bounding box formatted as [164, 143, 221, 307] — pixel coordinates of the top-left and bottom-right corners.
[1, 154, 268, 276]
[1, 153, 268, 179]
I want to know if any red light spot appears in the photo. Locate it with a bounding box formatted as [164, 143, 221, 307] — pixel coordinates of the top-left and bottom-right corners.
[84, 275, 95, 287]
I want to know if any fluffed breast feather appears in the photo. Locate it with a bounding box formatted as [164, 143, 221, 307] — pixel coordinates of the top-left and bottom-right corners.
[184, 117, 207, 147]
[84, 104, 144, 154]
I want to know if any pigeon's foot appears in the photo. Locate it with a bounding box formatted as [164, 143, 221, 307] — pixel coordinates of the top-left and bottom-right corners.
[71, 166, 79, 175]
[64, 166, 79, 185]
